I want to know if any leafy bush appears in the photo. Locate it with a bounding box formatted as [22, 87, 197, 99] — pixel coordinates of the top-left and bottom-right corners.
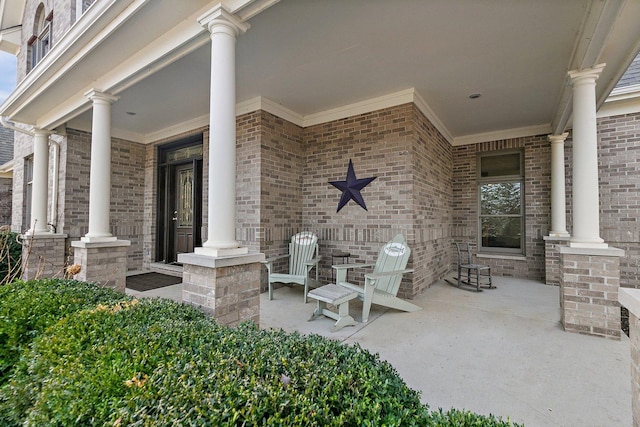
[0, 279, 521, 426]
[0, 232, 22, 284]
[0, 279, 130, 384]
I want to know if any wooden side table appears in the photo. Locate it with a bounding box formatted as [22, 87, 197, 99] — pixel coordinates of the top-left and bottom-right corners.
[308, 284, 358, 332]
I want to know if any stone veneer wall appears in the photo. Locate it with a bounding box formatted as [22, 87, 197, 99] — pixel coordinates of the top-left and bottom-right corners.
[452, 135, 550, 281]
[592, 112, 640, 289]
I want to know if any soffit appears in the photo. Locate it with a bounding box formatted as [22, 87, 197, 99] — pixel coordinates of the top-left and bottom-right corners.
[5, 0, 640, 144]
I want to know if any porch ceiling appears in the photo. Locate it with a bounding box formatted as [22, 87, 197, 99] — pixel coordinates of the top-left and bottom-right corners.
[4, 0, 640, 144]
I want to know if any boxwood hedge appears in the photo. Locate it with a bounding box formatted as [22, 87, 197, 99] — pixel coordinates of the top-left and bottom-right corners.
[0, 279, 520, 426]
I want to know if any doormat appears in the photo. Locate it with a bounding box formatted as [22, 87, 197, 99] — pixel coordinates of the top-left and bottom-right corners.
[126, 273, 182, 292]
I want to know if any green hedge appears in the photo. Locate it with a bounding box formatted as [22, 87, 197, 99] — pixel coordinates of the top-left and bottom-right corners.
[0, 279, 130, 384]
[0, 279, 521, 426]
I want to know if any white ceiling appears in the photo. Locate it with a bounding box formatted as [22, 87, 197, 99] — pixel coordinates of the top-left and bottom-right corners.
[8, 0, 640, 144]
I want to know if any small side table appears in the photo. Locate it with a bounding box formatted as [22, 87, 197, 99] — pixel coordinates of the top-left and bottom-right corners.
[308, 284, 358, 332]
[331, 251, 351, 282]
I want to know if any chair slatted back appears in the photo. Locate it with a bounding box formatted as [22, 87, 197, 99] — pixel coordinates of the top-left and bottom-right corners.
[372, 234, 411, 295]
[455, 242, 472, 265]
[288, 232, 318, 276]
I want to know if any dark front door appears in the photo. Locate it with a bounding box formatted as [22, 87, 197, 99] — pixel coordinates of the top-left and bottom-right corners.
[156, 137, 203, 265]
[174, 163, 195, 257]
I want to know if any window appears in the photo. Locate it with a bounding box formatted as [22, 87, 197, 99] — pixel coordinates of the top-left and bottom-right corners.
[28, 7, 53, 71]
[478, 151, 524, 254]
[23, 157, 33, 231]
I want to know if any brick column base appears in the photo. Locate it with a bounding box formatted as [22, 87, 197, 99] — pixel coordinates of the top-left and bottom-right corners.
[71, 240, 131, 292]
[543, 235, 570, 287]
[560, 246, 625, 339]
[21, 233, 69, 280]
[619, 289, 640, 426]
[179, 252, 264, 327]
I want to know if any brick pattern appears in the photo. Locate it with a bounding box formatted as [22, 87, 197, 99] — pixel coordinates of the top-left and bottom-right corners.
[452, 135, 550, 281]
[302, 104, 414, 295]
[62, 129, 145, 271]
[72, 243, 129, 292]
[630, 313, 640, 424]
[182, 261, 261, 326]
[544, 237, 570, 286]
[560, 253, 621, 339]
[21, 234, 67, 279]
[594, 113, 640, 289]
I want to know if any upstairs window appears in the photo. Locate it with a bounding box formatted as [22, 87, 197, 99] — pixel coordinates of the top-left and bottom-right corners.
[28, 6, 53, 71]
[478, 151, 524, 254]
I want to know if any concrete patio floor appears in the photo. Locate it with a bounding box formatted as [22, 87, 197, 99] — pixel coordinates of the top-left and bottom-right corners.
[127, 276, 632, 426]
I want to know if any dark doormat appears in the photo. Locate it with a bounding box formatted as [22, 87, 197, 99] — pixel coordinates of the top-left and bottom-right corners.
[126, 273, 182, 292]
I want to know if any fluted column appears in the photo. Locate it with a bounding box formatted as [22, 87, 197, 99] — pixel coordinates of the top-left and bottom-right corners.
[548, 133, 569, 237]
[82, 90, 118, 242]
[195, 4, 248, 257]
[567, 64, 607, 248]
[28, 129, 51, 234]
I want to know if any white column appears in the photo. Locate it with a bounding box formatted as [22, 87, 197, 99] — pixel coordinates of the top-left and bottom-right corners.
[82, 90, 118, 242]
[567, 64, 607, 248]
[195, 4, 248, 257]
[548, 133, 569, 237]
[28, 130, 51, 235]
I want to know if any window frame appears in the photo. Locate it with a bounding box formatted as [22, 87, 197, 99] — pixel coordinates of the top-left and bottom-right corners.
[477, 150, 525, 255]
[28, 8, 53, 71]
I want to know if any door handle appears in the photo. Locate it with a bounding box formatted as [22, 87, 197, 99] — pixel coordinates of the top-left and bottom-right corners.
[172, 210, 178, 221]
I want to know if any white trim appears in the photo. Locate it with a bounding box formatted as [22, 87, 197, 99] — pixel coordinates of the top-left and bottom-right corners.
[413, 91, 453, 143]
[144, 114, 209, 144]
[452, 124, 552, 146]
[236, 97, 304, 126]
[302, 88, 414, 127]
[598, 97, 640, 118]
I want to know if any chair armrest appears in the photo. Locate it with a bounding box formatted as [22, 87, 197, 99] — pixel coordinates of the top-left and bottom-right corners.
[332, 263, 375, 271]
[365, 268, 413, 280]
[261, 254, 289, 265]
[304, 256, 322, 267]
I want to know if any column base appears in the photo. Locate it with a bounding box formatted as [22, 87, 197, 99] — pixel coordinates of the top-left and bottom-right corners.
[180, 252, 265, 326]
[559, 245, 625, 340]
[81, 235, 118, 243]
[194, 246, 249, 257]
[20, 233, 69, 281]
[619, 288, 640, 426]
[71, 239, 131, 292]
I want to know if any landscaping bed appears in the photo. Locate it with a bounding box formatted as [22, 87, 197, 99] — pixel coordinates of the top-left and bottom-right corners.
[0, 279, 520, 426]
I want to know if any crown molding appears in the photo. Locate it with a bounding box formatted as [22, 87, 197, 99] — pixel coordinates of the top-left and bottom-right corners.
[452, 124, 552, 146]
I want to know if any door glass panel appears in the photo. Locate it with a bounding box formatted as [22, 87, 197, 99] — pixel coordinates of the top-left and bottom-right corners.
[178, 169, 193, 227]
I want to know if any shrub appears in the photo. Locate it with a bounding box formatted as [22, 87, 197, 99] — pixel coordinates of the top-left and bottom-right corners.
[0, 280, 521, 426]
[0, 279, 130, 384]
[0, 232, 22, 284]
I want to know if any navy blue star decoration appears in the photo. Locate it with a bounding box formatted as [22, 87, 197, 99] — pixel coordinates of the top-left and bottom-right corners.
[329, 159, 377, 212]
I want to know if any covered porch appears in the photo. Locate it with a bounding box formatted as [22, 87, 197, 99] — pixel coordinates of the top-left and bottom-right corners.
[129, 276, 632, 426]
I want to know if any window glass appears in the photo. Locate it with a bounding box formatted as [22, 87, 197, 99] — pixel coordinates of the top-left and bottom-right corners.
[478, 152, 524, 254]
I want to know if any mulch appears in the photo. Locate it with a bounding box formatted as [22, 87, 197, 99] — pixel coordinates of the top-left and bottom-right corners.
[126, 273, 182, 292]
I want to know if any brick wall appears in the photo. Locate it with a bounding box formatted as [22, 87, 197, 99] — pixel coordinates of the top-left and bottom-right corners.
[63, 129, 145, 271]
[593, 113, 640, 289]
[452, 135, 550, 281]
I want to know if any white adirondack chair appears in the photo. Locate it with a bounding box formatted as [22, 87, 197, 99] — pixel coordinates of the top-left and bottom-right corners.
[262, 231, 321, 303]
[334, 234, 421, 322]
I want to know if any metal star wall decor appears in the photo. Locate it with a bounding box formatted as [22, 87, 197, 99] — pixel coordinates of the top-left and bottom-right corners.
[329, 159, 377, 212]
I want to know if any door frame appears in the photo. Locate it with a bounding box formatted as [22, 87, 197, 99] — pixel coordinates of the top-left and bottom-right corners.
[156, 135, 203, 264]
